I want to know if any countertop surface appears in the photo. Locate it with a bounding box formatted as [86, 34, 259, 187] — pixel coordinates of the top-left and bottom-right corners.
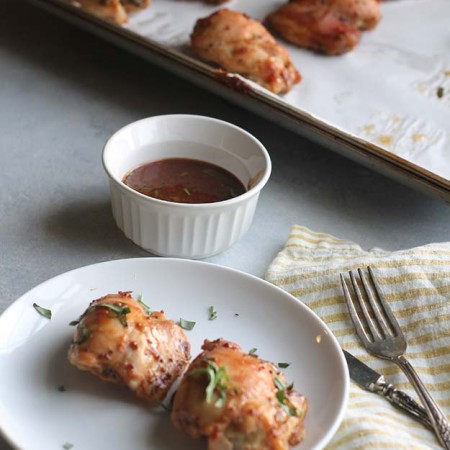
[1, 1, 450, 449]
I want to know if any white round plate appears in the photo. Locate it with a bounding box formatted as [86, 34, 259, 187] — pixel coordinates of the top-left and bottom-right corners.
[0, 258, 348, 450]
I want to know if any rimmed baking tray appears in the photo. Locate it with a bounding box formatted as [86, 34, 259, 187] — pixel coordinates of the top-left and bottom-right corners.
[29, 0, 450, 202]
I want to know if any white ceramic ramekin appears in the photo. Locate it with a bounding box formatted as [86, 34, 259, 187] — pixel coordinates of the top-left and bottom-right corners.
[102, 115, 271, 259]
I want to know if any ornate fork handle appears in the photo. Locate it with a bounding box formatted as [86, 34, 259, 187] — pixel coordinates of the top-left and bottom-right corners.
[371, 376, 431, 428]
[396, 355, 450, 449]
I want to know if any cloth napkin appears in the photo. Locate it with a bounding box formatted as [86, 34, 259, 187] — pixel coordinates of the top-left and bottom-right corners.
[265, 225, 450, 450]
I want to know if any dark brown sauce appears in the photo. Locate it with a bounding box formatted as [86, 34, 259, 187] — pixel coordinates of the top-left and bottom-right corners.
[123, 158, 246, 204]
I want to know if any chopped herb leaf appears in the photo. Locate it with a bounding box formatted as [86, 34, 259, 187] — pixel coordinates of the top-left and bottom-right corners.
[189, 360, 229, 407]
[100, 303, 130, 315]
[75, 324, 90, 345]
[63, 443, 73, 449]
[152, 389, 172, 413]
[97, 303, 131, 327]
[209, 305, 217, 320]
[57, 385, 66, 392]
[274, 376, 284, 391]
[278, 362, 291, 369]
[179, 318, 196, 330]
[437, 86, 445, 98]
[33, 303, 52, 320]
[136, 294, 151, 315]
[234, 313, 239, 317]
[248, 348, 258, 356]
[274, 376, 299, 417]
[70, 303, 131, 328]
[183, 188, 191, 196]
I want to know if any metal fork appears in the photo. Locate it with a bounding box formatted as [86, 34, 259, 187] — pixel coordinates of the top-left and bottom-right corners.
[340, 266, 450, 449]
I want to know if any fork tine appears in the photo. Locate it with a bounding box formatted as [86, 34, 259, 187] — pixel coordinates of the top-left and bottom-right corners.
[349, 270, 382, 341]
[358, 268, 391, 338]
[367, 266, 405, 340]
[340, 273, 370, 345]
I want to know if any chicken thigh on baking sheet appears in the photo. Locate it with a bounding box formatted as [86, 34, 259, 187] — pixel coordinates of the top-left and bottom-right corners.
[68, 292, 190, 402]
[74, 0, 151, 24]
[266, 0, 381, 55]
[75, 0, 128, 24]
[191, 9, 301, 94]
[172, 338, 308, 450]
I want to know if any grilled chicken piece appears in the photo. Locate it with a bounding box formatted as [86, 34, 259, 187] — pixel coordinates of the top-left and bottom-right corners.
[191, 9, 301, 94]
[172, 339, 308, 450]
[74, 0, 151, 24]
[121, 0, 151, 12]
[333, 0, 381, 30]
[266, 0, 381, 55]
[75, 0, 128, 24]
[68, 292, 190, 403]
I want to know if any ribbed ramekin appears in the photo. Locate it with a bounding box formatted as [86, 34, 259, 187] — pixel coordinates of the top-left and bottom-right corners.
[102, 115, 271, 258]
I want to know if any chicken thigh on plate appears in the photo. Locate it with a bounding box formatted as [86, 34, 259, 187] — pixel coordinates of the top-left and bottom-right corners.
[266, 0, 381, 55]
[68, 292, 191, 403]
[172, 338, 308, 450]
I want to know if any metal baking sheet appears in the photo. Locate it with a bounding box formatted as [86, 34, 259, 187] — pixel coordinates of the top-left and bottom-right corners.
[30, 0, 450, 201]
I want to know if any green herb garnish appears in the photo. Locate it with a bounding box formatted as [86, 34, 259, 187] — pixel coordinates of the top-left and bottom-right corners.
[274, 376, 298, 417]
[136, 294, 151, 315]
[208, 306, 217, 320]
[58, 385, 66, 392]
[152, 389, 172, 413]
[248, 348, 258, 356]
[183, 188, 191, 196]
[63, 443, 73, 449]
[33, 303, 52, 320]
[179, 318, 196, 330]
[278, 362, 291, 369]
[437, 86, 445, 98]
[75, 324, 90, 345]
[70, 303, 131, 327]
[189, 360, 229, 407]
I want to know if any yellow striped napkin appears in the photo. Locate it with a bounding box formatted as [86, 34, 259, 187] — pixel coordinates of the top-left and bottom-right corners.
[265, 225, 450, 450]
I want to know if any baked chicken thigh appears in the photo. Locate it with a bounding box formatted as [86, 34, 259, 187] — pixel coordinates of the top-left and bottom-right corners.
[266, 0, 381, 55]
[75, 0, 128, 24]
[75, 0, 150, 24]
[68, 292, 190, 402]
[172, 338, 308, 450]
[191, 9, 301, 94]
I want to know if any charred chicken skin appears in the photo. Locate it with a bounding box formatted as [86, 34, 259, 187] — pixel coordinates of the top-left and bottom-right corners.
[191, 9, 301, 94]
[68, 292, 190, 403]
[266, 0, 381, 55]
[172, 338, 308, 450]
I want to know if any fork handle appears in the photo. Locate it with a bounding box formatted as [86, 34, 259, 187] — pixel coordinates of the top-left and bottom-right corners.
[396, 355, 450, 449]
[372, 378, 431, 428]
